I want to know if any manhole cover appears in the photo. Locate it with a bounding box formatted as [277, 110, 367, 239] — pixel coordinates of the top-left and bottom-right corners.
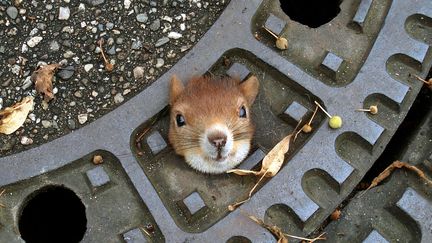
[0, 0, 431, 242]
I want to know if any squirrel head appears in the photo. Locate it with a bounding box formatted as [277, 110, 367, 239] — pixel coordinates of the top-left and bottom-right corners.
[168, 75, 259, 174]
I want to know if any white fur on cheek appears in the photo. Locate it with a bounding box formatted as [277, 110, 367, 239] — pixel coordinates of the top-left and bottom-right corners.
[184, 140, 251, 174]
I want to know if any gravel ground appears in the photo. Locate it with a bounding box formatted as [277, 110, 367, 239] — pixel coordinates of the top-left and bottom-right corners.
[0, 0, 229, 156]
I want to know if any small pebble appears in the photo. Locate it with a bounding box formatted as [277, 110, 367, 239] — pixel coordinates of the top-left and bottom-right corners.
[149, 19, 161, 31]
[168, 32, 182, 39]
[49, 41, 60, 52]
[78, 3, 86, 12]
[155, 58, 164, 68]
[136, 13, 148, 23]
[57, 66, 75, 80]
[20, 136, 33, 145]
[114, 93, 124, 104]
[155, 37, 169, 47]
[124, 0, 132, 9]
[58, 7, 70, 20]
[6, 6, 18, 19]
[78, 114, 88, 124]
[27, 36, 43, 48]
[84, 64, 93, 72]
[106, 22, 114, 30]
[74, 91, 83, 98]
[133, 66, 145, 79]
[86, 0, 105, 6]
[67, 119, 76, 129]
[41, 120, 52, 128]
[131, 40, 142, 50]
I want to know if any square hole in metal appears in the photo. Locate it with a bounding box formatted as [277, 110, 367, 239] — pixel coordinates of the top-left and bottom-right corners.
[183, 192, 206, 215]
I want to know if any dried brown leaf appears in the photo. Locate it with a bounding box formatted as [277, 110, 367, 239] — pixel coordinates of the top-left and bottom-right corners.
[261, 134, 292, 177]
[227, 121, 302, 210]
[228, 119, 302, 178]
[227, 134, 292, 178]
[361, 160, 432, 196]
[31, 63, 60, 102]
[330, 209, 341, 221]
[0, 96, 34, 135]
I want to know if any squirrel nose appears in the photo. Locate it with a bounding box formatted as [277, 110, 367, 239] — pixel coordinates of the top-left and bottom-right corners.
[208, 133, 227, 148]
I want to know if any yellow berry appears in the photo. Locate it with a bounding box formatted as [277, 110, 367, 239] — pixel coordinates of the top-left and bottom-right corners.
[329, 116, 342, 129]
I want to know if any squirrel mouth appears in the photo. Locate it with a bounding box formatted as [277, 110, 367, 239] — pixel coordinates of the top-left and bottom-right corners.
[215, 152, 224, 161]
[214, 150, 227, 162]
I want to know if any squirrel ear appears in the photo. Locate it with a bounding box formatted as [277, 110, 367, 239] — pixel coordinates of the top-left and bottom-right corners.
[240, 75, 259, 105]
[169, 75, 184, 105]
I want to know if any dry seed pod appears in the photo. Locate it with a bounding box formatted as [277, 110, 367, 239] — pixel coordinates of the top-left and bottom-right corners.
[369, 105, 378, 114]
[262, 26, 288, 50]
[302, 106, 319, 133]
[105, 63, 114, 72]
[92, 155, 103, 165]
[275, 37, 288, 50]
[356, 105, 378, 115]
[302, 124, 312, 133]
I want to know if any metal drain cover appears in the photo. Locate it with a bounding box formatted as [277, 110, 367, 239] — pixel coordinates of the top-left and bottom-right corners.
[1, 0, 431, 242]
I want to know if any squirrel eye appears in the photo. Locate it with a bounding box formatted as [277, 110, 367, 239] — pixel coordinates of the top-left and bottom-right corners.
[176, 114, 186, 127]
[239, 106, 247, 118]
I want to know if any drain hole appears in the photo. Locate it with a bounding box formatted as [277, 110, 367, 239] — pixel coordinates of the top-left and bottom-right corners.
[19, 186, 87, 243]
[279, 0, 342, 28]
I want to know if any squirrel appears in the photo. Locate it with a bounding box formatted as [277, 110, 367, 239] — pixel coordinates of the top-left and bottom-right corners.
[168, 75, 259, 174]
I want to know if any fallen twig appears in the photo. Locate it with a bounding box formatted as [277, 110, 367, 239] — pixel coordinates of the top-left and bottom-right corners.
[360, 160, 432, 197]
[139, 226, 152, 237]
[228, 169, 269, 211]
[245, 212, 326, 242]
[412, 74, 432, 90]
[97, 38, 114, 72]
[295, 105, 319, 141]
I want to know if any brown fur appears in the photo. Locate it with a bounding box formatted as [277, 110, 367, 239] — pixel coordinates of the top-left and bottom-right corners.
[169, 75, 259, 159]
